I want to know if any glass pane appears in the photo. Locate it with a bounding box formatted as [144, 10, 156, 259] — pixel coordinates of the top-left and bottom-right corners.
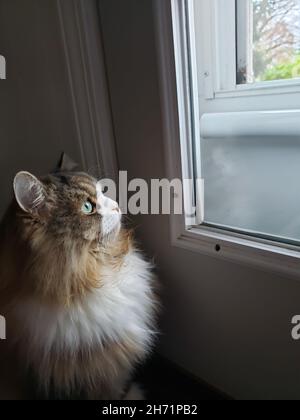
[237, 0, 300, 84]
[201, 130, 300, 245]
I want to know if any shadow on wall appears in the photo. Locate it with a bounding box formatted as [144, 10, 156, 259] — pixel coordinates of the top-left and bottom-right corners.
[0, 0, 82, 217]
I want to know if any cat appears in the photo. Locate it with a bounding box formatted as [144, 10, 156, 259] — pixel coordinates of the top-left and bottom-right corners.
[0, 154, 158, 400]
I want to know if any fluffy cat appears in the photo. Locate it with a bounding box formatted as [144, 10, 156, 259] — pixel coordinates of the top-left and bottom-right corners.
[0, 155, 158, 400]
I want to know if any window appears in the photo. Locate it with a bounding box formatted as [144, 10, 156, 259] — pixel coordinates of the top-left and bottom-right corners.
[197, 0, 300, 96]
[237, 0, 300, 85]
[154, 0, 300, 276]
[187, 0, 300, 247]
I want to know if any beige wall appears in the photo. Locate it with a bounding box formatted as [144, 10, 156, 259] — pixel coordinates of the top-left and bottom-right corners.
[99, 0, 300, 400]
[0, 0, 82, 217]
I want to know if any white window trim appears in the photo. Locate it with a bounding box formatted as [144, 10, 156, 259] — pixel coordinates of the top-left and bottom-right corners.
[214, 0, 237, 92]
[153, 0, 300, 279]
[215, 78, 300, 99]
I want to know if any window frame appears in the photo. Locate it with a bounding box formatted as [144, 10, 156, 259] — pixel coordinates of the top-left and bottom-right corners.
[153, 0, 300, 279]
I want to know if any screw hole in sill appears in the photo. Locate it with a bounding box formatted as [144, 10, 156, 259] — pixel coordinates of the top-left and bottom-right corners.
[215, 244, 221, 253]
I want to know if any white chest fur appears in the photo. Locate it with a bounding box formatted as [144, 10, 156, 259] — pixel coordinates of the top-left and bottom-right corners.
[12, 251, 155, 358]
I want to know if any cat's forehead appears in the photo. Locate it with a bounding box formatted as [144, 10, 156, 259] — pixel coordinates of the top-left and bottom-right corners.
[43, 172, 98, 196]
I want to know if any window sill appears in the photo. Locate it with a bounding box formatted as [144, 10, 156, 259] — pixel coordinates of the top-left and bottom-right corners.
[213, 79, 300, 100]
[200, 109, 300, 139]
[173, 226, 300, 279]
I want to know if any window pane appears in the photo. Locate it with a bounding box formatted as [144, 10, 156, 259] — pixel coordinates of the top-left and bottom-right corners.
[201, 112, 300, 245]
[237, 0, 300, 84]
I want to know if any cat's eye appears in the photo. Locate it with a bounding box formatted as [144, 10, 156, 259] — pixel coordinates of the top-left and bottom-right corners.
[81, 200, 95, 215]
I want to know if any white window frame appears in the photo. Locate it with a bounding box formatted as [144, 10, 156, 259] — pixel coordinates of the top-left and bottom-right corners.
[153, 0, 300, 279]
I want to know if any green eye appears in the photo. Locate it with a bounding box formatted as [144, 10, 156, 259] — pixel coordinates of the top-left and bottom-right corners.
[82, 200, 94, 215]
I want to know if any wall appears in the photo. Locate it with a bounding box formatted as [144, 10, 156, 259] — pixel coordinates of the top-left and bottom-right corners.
[0, 0, 82, 217]
[99, 0, 300, 400]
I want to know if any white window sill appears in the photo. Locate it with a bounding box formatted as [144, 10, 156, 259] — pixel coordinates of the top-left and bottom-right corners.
[200, 109, 300, 139]
[214, 79, 300, 100]
[174, 226, 300, 279]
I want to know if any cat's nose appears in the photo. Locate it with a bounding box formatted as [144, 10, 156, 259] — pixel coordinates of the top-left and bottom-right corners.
[97, 196, 120, 215]
[96, 182, 120, 214]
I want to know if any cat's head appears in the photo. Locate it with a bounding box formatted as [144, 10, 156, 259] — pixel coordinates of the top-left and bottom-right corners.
[12, 155, 122, 247]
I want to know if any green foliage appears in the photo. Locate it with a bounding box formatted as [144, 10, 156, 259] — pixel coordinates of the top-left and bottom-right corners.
[260, 54, 300, 81]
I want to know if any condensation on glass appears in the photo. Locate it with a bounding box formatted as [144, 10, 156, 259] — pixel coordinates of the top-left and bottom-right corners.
[201, 130, 300, 245]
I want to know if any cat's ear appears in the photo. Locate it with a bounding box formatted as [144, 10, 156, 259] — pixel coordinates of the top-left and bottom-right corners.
[13, 172, 45, 214]
[55, 152, 78, 172]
